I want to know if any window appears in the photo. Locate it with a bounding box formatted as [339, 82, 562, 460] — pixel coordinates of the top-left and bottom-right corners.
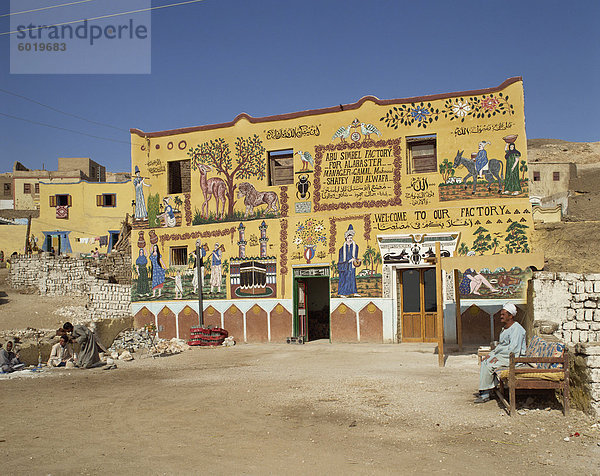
[170, 246, 187, 266]
[34, 183, 39, 194]
[268, 149, 294, 185]
[553, 171, 560, 181]
[24, 183, 31, 193]
[96, 193, 116, 207]
[407, 135, 437, 174]
[50, 194, 71, 207]
[533, 171, 540, 181]
[3, 183, 10, 197]
[168, 159, 191, 194]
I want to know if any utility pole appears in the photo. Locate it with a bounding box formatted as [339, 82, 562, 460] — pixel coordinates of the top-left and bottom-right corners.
[196, 239, 204, 327]
[24, 215, 32, 255]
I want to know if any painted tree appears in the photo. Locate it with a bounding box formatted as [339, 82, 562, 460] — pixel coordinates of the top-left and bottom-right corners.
[439, 158, 455, 182]
[147, 193, 160, 228]
[491, 236, 500, 254]
[362, 245, 377, 274]
[173, 195, 183, 209]
[504, 222, 529, 254]
[457, 243, 470, 256]
[471, 226, 492, 255]
[520, 160, 528, 181]
[330, 260, 338, 278]
[188, 135, 266, 217]
[373, 250, 382, 275]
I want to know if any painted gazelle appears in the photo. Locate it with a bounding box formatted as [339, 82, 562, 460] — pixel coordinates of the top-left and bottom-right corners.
[197, 163, 227, 220]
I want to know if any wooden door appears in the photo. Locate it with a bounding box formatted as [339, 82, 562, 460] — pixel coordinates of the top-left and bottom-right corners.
[398, 268, 437, 342]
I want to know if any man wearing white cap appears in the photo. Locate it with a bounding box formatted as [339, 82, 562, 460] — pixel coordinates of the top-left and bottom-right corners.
[474, 302, 526, 403]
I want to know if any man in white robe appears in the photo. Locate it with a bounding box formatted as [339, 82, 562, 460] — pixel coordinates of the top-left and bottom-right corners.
[48, 335, 74, 367]
[475, 303, 526, 403]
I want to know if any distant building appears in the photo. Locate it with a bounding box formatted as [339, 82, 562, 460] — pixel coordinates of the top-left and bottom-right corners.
[10, 158, 123, 211]
[57, 157, 106, 182]
[30, 179, 133, 255]
[0, 172, 12, 209]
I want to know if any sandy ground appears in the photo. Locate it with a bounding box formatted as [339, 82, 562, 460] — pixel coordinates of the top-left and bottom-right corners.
[1, 343, 599, 476]
[0, 268, 85, 332]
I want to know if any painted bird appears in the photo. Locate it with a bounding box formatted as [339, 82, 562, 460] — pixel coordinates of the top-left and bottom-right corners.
[296, 151, 314, 171]
[360, 122, 381, 141]
[331, 124, 351, 143]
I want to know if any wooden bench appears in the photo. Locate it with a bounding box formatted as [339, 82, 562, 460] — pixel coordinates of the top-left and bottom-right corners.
[494, 346, 569, 416]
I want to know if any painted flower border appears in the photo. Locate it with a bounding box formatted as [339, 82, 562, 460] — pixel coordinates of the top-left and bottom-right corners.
[313, 138, 402, 211]
[380, 93, 514, 130]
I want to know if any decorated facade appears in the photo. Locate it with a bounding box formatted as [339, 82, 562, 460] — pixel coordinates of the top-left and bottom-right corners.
[130, 77, 541, 344]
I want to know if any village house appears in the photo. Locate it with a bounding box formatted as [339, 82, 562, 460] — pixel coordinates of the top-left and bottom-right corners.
[129, 77, 542, 345]
[28, 178, 132, 256]
[0, 158, 130, 260]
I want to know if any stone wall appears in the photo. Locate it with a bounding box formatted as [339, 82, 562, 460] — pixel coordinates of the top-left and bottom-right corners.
[9, 252, 131, 320]
[530, 272, 600, 416]
[575, 343, 600, 416]
[88, 282, 131, 320]
[530, 271, 600, 344]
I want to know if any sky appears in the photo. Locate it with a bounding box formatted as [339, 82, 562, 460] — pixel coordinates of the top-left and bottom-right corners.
[0, 0, 599, 174]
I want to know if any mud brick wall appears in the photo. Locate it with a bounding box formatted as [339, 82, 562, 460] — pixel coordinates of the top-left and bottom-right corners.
[96, 251, 132, 285]
[88, 282, 131, 320]
[530, 271, 600, 344]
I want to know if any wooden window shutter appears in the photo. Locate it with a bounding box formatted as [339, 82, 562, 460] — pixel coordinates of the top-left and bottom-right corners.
[67, 195, 72, 207]
[50, 195, 56, 207]
[96, 195, 103, 206]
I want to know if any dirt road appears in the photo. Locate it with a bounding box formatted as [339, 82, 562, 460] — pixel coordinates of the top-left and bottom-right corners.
[1, 343, 599, 475]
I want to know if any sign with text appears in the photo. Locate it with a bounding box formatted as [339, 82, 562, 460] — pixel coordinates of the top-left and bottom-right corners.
[10, 0, 151, 74]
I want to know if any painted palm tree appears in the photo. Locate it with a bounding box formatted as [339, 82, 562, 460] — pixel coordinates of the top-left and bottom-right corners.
[373, 250, 382, 274]
[330, 260, 338, 278]
[363, 246, 377, 274]
[491, 237, 500, 254]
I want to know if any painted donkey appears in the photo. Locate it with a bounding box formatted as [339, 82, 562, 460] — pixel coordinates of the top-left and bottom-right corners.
[453, 150, 504, 194]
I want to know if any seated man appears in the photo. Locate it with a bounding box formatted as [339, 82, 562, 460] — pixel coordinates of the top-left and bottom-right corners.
[475, 303, 526, 403]
[48, 334, 75, 367]
[0, 340, 25, 373]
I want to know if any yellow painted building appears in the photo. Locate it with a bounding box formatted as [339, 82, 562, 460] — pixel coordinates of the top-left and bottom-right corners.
[130, 77, 541, 345]
[30, 180, 132, 255]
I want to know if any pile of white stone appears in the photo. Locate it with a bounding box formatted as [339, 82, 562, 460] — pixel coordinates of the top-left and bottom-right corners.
[109, 328, 155, 353]
[109, 329, 189, 356]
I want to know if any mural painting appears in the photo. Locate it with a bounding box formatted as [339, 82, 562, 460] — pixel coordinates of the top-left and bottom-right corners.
[133, 166, 151, 224]
[188, 135, 281, 224]
[439, 135, 529, 201]
[129, 78, 537, 343]
[458, 267, 532, 300]
[132, 230, 229, 302]
[329, 222, 382, 298]
[230, 221, 277, 298]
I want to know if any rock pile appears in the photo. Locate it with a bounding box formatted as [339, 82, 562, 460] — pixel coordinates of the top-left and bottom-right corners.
[109, 328, 155, 353]
[109, 330, 189, 357]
